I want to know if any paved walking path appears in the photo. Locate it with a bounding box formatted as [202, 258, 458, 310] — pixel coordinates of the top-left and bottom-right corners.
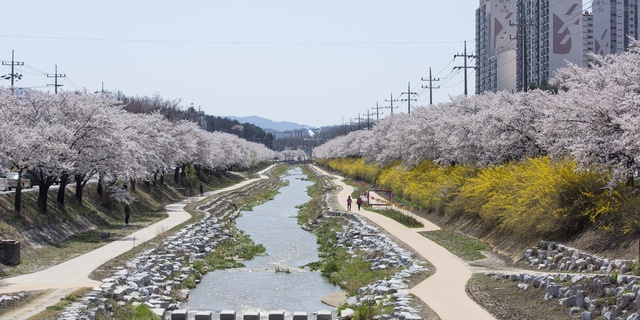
[311, 165, 495, 320]
[0, 166, 274, 319]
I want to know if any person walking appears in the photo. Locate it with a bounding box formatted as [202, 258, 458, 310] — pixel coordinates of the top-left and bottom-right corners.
[356, 196, 364, 210]
[124, 204, 131, 226]
[346, 196, 352, 211]
[199, 182, 204, 196]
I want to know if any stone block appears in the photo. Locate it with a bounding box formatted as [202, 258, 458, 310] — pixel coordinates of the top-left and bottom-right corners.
[194, 311, 213, 320]
[0, 240, 20, 265]
[171, 310, 187, 320]
[317, 310, 332, 320]
[546, 284, 560, 298]
[220, 310, 236, 320]
[151, 308, 166, 318]
[268, 310, 285, 320]
[243, 311, 260, 320]
[340, 309, 354, 318]
[292, 311, 308, 320]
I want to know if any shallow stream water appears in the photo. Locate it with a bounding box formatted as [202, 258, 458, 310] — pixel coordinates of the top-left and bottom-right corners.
[184, 167, 340, 314]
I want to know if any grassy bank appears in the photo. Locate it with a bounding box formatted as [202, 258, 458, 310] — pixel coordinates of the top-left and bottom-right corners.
[420, 230, 486, 261]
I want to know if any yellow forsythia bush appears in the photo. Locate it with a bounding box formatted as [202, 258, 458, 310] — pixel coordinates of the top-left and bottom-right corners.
[458, 157, 612, 238]
[319, 158, 378, 182]
[377, 160, 474, 214]
[317, 156, 619, 239]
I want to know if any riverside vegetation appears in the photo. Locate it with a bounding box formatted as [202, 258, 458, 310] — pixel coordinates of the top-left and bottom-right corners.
[317, 157, 639, 260]
[297, 165, 434, 319]
[315, 157, 640, 318]
[0, 165, 273, 319]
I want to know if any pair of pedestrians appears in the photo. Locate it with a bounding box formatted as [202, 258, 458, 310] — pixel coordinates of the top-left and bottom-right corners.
[346, 195, 363, 210]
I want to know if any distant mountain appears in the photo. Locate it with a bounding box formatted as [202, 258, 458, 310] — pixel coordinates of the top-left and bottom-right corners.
[225, 115, 310, 131]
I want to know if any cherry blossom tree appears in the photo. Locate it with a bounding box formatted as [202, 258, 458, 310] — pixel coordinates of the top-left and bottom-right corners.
[0, 89, 277, 212]
[314, 39, 640, 186]
[546, 41, 640, 185]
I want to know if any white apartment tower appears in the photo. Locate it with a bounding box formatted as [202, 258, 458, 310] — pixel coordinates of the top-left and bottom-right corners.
[583, 11, 594, 67]
[592, 0, 640, 55]
[515, 0, 584, 90]
[475, 0, 518, 94]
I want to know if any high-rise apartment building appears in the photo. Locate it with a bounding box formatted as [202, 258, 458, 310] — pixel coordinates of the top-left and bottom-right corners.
[583, 11, 595, 66]
[516, 0, 584, 90]
[476, 0, 639, 93]
[592, 0, 640, 55]
[475, 0, 518, 93]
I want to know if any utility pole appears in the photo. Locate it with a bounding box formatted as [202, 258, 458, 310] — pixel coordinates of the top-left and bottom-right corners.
[400, 82, 418, 114]
[366, 111, 375, 130]
[95, 81, 109, 96]
[47, 65, 66, 94]
[2, 50, 24, 93]
[421, 67, 440, 105]
[385, 93, 399, 115]
[454, 41, 476, 96]
[371, 101, 384, 121]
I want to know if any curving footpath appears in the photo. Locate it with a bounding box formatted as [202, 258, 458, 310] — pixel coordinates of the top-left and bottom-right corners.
[0, 166, 274, 320]
[312, 165, 495, 320]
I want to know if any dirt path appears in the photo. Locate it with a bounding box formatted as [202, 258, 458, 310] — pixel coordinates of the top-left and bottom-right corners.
[0, 167, 274, 320]
[312, 166, 496, 320]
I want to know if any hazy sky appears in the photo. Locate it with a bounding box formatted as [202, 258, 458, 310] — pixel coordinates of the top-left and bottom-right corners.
[1, 1, 477, 127]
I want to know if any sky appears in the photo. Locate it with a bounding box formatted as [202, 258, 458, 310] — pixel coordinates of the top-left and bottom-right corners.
[0, 1, 477, 128]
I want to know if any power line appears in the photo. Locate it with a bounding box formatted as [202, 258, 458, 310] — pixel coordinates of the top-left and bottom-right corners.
[0, 34, 463, 46]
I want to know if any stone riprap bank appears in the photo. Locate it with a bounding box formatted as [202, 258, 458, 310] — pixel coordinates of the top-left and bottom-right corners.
[164, 213, 428, 320]
[43, 175, 428, 319]
[524, 240, 632, 273]
[55, 186, 259, 319]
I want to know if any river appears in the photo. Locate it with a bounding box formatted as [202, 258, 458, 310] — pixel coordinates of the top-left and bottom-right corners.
[184, 167, 340, 314]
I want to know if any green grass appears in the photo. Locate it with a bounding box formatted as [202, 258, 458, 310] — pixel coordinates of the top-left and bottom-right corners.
[419, 230, 486, 261]
[369, 208, 424, 228]
[299, 166, 399, 295]
[97, 303, 161, 320]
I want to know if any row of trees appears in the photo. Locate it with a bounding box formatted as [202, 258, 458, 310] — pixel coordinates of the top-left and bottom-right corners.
[313, 41, 640, 186]
[0, 90, 277, 212]
[117, 93, 276, 148]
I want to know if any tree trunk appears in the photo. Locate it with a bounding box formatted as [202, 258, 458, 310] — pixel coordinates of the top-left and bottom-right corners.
[13, 172, 22, 212]
[75, 174, 85, 202]
[57, 174, 69, 206]
[38, 183, 50, 212]
[97, 175, 103, 197]
[130, 178, 136, 191]
[174, 166, 180, 183]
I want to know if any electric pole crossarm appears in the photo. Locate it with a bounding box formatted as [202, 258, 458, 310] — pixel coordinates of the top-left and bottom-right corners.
[421, 67, 440, 105]
[400, 81, 418, 114]
[46, 65, 67, 94]
[385, 93, 399, 115]
[453, 41, 476, 96]
[371, 101, 385, 121]
[2, 50, 24, 93]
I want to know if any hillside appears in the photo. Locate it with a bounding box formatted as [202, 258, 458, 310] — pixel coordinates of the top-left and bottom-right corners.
[225, 115, 310, 131]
